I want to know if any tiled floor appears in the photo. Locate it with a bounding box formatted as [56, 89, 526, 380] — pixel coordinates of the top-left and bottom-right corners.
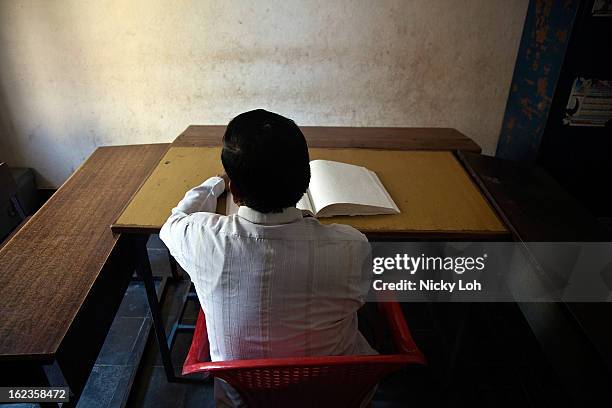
[74, 235, 570, 408]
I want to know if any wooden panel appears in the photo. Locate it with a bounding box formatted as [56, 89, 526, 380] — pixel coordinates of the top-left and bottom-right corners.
[458, 151, 612, 394]
[112, 147, 506, 236]
[173, 125, 482, 153]
[0, 144, 168, 360]
[457, 151, 610, 241]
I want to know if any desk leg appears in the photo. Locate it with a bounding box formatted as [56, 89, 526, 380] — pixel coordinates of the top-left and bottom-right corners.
[42, 360, 72, 408]
[135, 235, 177, 382]
[0, 360, 70, 408]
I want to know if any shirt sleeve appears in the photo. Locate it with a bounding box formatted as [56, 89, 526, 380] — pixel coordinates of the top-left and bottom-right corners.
[358, 239, 373, 305]
[170, 176, 226, 215]
[159, 176, 225, 270]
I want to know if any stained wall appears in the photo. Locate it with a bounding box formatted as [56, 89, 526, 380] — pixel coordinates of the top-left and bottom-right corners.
[0, 0, 528, 187]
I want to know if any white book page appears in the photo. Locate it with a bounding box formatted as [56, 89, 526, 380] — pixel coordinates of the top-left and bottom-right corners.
[367, 170, 400, 213]
[296, 191, 314, 216]
[308, 160, 398, 216]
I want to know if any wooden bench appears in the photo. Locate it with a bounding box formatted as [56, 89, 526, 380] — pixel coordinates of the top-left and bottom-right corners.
[0, 144, 167, 401]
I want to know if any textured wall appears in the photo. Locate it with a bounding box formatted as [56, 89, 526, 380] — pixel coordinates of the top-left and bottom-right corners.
[0, 0, 528, 187]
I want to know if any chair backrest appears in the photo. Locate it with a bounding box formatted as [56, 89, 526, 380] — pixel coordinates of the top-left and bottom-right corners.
[208, 356, 420, 407]
[183, 301, 427, 407]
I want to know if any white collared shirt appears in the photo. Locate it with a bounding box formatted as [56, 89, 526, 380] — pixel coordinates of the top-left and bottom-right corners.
[160, 176, 375, 362]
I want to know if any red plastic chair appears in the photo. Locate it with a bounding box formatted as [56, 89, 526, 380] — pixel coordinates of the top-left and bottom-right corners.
[183, 302, 427, 407]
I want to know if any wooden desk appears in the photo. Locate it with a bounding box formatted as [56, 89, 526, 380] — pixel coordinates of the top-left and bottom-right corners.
[174, 125, 483, 152]
[458, 151, 612, 403]
[0, 144, 167, 399]
[457, 151, 610, 242]
[0, 128, 499, 397]
[113, 147, 506, 238]
[110, 125, 506, 382]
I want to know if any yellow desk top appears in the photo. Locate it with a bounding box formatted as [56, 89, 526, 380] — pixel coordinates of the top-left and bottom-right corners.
[112, 147, 507, 237]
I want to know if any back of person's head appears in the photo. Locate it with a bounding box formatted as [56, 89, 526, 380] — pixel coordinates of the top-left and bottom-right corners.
[221, 109, 310, 213]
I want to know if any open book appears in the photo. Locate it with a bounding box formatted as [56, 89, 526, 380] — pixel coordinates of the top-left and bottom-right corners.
[226, 160, 400, 218]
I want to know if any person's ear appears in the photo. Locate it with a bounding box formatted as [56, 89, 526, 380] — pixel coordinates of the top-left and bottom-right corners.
[229, 181, 241, 205]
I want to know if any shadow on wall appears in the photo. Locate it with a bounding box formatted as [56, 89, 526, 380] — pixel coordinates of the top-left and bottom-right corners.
[0, 86, 54, 188]
[0, 3, 105, 187]
[0, 85, 19, 164]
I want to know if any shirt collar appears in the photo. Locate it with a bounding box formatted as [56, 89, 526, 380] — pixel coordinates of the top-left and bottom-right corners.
[237, 206, 303, 225]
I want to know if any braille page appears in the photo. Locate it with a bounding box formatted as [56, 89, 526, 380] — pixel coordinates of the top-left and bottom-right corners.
[307, 160, 400, 217]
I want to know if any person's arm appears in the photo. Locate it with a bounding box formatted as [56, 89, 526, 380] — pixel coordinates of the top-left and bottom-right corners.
[169, 176, 226, 216]
[159, 176, 226, 268]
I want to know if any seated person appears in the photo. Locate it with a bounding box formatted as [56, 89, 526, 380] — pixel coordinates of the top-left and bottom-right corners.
[160, 109, 375, 407]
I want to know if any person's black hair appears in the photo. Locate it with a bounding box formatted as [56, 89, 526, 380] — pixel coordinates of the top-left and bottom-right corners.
[221, 109, 310, 213]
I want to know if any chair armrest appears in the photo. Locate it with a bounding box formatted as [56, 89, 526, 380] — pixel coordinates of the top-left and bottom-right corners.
[377, 302, 426, 363]
[183, 353, 424, 375]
